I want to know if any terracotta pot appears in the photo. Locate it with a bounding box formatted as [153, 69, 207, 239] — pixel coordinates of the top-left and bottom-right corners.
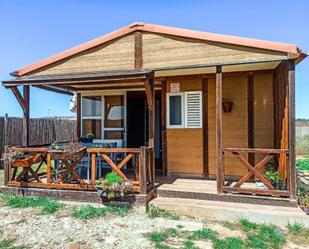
[222, 100, 233, 113]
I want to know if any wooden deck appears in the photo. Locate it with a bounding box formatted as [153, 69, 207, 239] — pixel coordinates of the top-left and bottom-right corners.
[156, 178, 298, 207]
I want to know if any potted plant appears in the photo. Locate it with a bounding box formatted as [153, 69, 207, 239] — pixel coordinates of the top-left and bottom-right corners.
[2, 151, 32, 167]
[97, 172, 135, 205]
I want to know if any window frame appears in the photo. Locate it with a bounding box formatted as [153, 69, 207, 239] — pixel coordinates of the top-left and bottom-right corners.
[166, 91, 203, 129]
[80, 91, 126, 144]
[166, 92, 185, 128]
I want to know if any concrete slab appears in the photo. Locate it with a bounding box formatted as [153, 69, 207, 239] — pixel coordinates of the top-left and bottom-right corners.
[151, 197, 309, 228]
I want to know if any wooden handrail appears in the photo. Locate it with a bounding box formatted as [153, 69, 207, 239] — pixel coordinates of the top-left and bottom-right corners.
[87, 148, 140, 153]
[222, 148, 289, 154]
[9, 147, 49, 153]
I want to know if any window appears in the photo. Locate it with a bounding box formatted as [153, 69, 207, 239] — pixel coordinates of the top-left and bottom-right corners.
[81, 96, 102, 139]
[167, 93, 184, 128]
[81, 94, 125, 141]
[167, 91, 202, 128]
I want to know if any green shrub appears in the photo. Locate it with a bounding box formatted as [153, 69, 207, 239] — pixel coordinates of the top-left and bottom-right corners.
[105, 172, 123, 186]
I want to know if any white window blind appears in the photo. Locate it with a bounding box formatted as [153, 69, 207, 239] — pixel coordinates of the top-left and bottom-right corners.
[185, 91, 202, 128]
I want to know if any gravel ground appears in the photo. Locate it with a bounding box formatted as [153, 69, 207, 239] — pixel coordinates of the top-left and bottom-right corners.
[0, 201, 208, 249]
[0, 200, 307, 249]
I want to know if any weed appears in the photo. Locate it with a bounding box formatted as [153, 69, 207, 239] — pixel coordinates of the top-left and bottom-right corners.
[183, 239, 199, 249]
[148, 205, 180, 220]
[239, 218, 258, 231]
[0, 195, 62, 214]
[71, 205, 108, 219]
[0, 239, 28, 249]
[287, 222, 304, 234]
[189, 228, 217, 241]
[214, 237, 244, 249]
[71, 205, 130, 219]
[105, 205, 130, 217]
[148, 231, 168, 243]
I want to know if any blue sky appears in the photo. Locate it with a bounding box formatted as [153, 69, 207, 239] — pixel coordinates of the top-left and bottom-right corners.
[0, 0, 308, 118]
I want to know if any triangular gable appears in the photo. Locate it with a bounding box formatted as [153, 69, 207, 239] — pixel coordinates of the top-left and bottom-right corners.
[11, 22, 305, 76]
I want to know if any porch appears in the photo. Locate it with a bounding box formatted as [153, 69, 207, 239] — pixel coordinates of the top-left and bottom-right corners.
[2, 60, 297, 206]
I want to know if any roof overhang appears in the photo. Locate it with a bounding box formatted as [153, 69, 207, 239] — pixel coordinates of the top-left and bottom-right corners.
[3, 69, 155, 93]
[9, 22, 307, 77]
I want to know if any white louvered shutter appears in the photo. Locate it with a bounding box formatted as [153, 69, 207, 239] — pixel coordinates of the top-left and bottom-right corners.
[185, 91, 202, 128]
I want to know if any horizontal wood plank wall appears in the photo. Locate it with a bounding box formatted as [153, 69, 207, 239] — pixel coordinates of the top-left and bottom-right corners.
[208, 72, 274, 177]
[166, 78, 203, 175]
[30, 34, 135, 76]
[142, 33, 287, 69]
[253, 73, 274, 163]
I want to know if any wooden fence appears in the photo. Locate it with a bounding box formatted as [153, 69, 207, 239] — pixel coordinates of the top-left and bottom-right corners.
[0, 115, 76, 168]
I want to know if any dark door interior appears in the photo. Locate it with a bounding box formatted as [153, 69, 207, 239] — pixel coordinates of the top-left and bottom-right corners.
[126, 91, 162, 171]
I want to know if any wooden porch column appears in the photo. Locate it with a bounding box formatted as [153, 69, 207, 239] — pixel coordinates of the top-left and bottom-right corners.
[216, 66, 223, 194]
[76, 93, 81, 139]
[11, 85, 30, 146]
[288, 59, 296, 199]
[161, 80, 168, 176]
[202, 77, 209, 179]
[247, 74, 255, 166]
[144, 75, 156, 185]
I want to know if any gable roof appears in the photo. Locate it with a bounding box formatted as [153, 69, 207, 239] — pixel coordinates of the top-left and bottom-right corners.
[11, 22, 306, 77]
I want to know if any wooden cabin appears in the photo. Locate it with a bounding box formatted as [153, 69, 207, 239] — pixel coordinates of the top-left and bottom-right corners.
[2, 22, 307, 204]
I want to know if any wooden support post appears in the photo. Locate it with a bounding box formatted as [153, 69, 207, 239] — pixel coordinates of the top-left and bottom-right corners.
[46, 152, 51, 183]
[23, 86, 30, 146]
[247, 74, 255, 167]
[288, 59, 296, 199]
[3, 146, 9, 186]
[134, 31, 143, 69]
[144, 76, 155, 188]
[202, 77, 209, 179]
[216, 66, 223, 194]
[76, 93, 81, 139]
[91, 153, 96, 184]
[140, 146, 147, 195]
[161, 80, 167, 176]
[11, 86, 30, 146]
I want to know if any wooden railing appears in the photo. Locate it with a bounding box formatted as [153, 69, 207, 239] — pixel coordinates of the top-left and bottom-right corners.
[221, 148, 290, 197]
[4, 146, 155, 194]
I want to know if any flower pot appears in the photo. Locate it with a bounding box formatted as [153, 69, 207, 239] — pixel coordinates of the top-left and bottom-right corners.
[100, 194, 135, 207]
[222, 100, 233, 113]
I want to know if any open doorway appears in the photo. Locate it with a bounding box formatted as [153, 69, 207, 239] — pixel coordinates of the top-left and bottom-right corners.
[126, 91, 162, 173]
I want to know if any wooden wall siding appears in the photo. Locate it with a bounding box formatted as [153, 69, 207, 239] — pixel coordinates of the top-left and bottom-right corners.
[166, 78, 203, 175]
[142, 33, 287, 69]
[166, 129, 203, 174]
[30, 34, 135, 76]
[253, 73, 274, 163]
[208, 72, 274, 177]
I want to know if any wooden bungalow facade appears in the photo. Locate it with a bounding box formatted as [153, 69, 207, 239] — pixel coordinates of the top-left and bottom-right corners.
[2, 22, 307, 204]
